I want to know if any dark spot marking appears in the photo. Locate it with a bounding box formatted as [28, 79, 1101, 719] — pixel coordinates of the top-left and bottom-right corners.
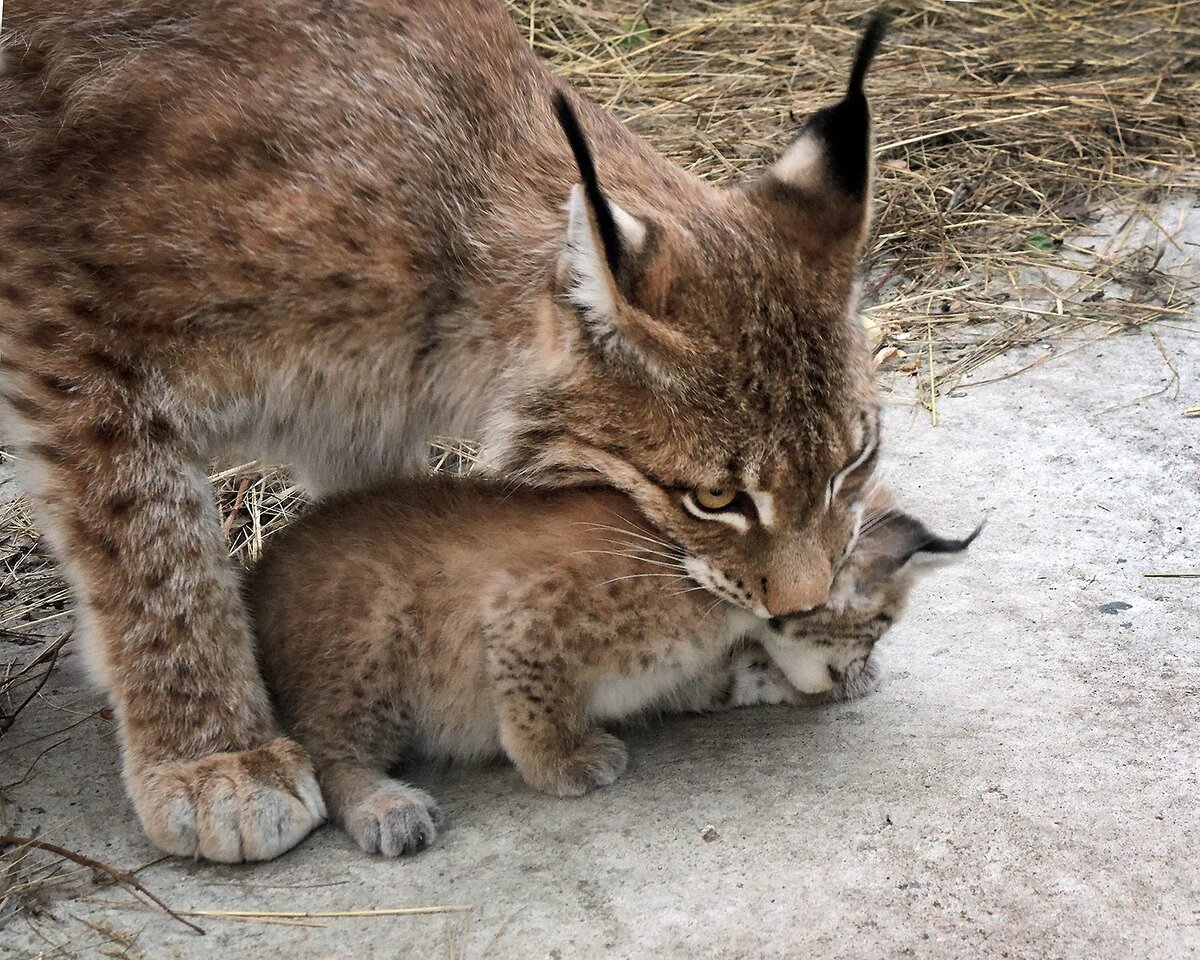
[72, 516, 122, 558]
[68, 297, 102, 324]
[23, 320, 68, 347]
[146, 416, 175, 444]
[72, 256, 120, 287]
[104, 495, 137, 520]
[2, 392, 45, 419]
[0, 283, 27, 306]
[40, 373, 76, 395]
[352, 185, 381, 205]
[29, 441, 69, 464]
[85, 350, 140, 386]
[89, 420, 126, 447]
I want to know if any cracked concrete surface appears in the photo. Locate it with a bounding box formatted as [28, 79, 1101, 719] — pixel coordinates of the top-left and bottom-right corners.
[2, 318, 1195, 959]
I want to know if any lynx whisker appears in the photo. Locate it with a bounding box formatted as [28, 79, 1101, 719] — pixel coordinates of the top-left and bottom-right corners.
[598, 573, 692, 587]
[858, 508, 897, 537]
[593, 538, 685, 563]
[572, 522, 675, 551]
[699, 597, 726, 622]
[665, 585, 712, 599]
[571, 550, 686, 571]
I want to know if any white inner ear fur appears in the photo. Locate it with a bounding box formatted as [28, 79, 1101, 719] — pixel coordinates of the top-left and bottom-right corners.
[770, 132, 826, 192]
[563, 183, 647, 320]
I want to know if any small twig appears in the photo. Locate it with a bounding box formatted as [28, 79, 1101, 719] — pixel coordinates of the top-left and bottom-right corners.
[0, 633, 70, 735]
[221, 478, 252, 535]
[1, 736, 69, 792]
[0, 834, 205, 935]
[178, 905, 473, 920]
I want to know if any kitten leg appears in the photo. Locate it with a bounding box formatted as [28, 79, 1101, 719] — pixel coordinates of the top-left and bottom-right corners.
[320, 762, 443, 857]
[7, 376, 321, 862]
[488, 648, 627, 797]
[287, 696, 443, 857]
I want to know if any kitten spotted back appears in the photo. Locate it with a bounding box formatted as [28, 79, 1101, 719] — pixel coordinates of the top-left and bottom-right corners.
[250, 478, 973, 856]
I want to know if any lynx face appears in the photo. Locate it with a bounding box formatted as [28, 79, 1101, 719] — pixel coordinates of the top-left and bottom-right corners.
[486, 22, 888, 619]
[760, 509, 981, 698]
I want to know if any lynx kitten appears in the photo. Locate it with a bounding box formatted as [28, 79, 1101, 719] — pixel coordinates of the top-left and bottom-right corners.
[251, 479, 974, 856]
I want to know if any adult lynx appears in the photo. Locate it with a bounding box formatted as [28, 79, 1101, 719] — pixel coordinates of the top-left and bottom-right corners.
[0, 2, 886, 860]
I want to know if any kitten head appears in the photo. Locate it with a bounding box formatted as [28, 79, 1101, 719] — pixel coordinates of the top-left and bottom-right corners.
[764, 504, 981, 699]
[485, 16, 890, 619]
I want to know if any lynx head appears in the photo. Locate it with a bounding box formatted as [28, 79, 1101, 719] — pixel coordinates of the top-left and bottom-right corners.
[484, 17, 890, 619]
[764, 494, 982, 699]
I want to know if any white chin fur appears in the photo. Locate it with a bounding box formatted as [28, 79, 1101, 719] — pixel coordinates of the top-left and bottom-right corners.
[760, 635, 837, 695]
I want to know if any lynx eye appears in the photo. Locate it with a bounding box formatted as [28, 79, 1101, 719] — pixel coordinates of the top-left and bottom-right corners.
[693, 486, 738, 511]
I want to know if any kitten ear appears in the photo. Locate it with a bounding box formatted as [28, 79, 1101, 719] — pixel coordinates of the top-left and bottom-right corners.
[748, 13, 888, 253]
[859, 510, 981, 579]
[552, 92, 687, 385]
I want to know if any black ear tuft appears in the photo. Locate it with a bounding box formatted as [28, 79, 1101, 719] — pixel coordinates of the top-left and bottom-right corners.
[847, 12, 890, 97]
[915, 518, 985, 557]
[800, 12, 889, 199]
[553, 91, 623, 277]
[861, 509, 980, 577]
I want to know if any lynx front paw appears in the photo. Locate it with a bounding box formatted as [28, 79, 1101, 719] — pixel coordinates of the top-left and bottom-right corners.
[529, 731, 629, 798]
[129, 738, 326, 863]
[342, 783, 443, 857]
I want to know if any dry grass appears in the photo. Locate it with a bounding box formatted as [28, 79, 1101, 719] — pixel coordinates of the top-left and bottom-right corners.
[514, 0, 1197, 378]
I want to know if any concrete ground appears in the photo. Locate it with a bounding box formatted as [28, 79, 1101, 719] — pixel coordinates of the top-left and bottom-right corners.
[1, 319, 1195, 959]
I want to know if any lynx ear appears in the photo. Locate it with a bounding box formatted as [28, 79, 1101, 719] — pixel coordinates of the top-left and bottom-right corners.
[563, 183, 647, 322]
[749, 13, 888, 251]
[553, 92, 686, 384]
[859, 510, 982, 580]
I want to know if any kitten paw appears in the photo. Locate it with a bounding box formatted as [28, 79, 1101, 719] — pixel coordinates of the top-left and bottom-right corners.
[537, 731, 629, 798]
[130, 738, 326, 862]
[342, 783, 443, 857]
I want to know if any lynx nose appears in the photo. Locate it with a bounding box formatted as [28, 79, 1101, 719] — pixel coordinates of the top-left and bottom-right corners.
[764, 575, 830, 617]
